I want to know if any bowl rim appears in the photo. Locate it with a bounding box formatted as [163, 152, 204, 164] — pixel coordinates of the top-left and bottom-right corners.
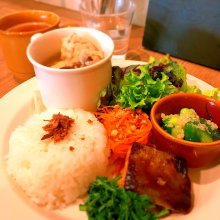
[0, 10, 60, 36]
[150, 93, 220, 148]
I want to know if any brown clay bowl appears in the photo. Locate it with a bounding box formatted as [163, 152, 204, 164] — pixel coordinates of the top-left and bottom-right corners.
[150, 93, 220, 168]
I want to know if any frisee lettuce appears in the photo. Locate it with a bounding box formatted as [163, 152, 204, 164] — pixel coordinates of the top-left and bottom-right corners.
[116, 70, 177, 110]
[183, 85, 220, 100]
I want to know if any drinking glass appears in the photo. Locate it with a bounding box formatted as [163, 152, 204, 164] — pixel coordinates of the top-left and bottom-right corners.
[80, 0, 136, 59]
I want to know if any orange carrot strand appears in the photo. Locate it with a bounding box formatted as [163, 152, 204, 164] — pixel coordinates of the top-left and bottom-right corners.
[95, 105, 152, 174]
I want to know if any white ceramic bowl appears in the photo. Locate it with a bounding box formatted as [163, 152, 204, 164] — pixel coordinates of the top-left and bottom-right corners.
[27, 27, 114, 111]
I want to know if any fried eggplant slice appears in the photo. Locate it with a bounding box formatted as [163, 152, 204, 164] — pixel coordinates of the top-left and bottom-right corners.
[121, 142, 192, 213]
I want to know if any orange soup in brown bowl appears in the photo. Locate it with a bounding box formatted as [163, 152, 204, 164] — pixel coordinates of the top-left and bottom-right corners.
[0, 10, 60, 82]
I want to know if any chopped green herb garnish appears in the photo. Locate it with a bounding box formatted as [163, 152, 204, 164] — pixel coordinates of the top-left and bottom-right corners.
[79, 176, 169, 220]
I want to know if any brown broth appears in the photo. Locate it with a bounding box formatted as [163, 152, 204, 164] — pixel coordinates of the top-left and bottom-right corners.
[43, 52, 61, 67]
[7, 22, 52, 32]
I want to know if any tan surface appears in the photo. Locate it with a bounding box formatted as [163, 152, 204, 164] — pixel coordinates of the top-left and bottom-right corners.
[0, 0, 219, 98]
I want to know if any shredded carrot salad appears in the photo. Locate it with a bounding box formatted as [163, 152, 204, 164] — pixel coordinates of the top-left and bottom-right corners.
[95, 105, 152, 171]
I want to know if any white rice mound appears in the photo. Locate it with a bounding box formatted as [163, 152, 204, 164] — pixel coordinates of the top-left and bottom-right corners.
[6, 109, 109, 209]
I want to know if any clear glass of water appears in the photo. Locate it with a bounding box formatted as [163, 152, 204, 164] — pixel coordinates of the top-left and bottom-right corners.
[80, 0, 136, 59]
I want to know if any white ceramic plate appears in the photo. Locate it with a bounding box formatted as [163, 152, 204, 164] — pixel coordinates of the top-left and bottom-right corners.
[0, 60, 220, 220]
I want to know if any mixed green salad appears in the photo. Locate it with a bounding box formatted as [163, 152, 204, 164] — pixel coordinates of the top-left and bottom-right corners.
[99, 55, 219, 112]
